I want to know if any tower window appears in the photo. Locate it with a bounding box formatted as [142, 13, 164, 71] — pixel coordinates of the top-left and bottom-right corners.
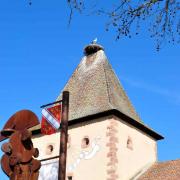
[127, 136, 133, 150]
[67, 176, 72, 180]
[46, 144, 54, 155]
[67, 134, 71, 148]
[67, 173, 73, 180]
[81, 136, 90, 148]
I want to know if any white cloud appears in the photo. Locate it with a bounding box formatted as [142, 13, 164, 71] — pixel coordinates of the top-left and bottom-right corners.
[120, 76, 180, 105]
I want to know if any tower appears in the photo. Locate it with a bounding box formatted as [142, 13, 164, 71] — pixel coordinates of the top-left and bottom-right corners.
[31, 43, 163, 180]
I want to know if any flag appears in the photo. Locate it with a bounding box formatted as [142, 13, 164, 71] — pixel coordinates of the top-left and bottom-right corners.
[41, 104, 61, 135]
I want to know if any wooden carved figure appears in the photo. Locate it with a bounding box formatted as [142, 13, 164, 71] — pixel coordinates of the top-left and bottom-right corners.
[0, 110, 41, 180]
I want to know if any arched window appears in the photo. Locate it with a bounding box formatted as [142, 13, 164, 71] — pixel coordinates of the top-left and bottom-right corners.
[67, 176, 72, 180]
[67, 173, 73, 180]
[46, 144, 54, 155]
[81, 136, 90, 148]
[67, 134, 71, 148]
[127, 136, 133, 150]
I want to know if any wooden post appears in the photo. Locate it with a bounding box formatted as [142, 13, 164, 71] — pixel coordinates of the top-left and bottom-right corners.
[58, 91, 69, 180]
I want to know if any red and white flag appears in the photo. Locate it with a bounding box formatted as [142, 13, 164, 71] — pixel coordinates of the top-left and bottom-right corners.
[41, 104, 61, 135]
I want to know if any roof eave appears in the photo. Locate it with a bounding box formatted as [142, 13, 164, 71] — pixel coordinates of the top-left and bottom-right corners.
[32, 109, 164, 141]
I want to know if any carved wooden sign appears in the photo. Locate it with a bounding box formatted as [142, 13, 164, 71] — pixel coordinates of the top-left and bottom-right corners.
[0, 110, 41, 180]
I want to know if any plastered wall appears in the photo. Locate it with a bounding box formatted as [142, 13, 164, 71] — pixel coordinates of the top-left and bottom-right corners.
[33, 117, 109, 180]
[113, 116, 157, 180]
[32, 115, 157, 180]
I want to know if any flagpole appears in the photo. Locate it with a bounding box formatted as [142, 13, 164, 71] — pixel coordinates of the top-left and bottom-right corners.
[40, 99, 62, 108]
[58, 91, 69, 180]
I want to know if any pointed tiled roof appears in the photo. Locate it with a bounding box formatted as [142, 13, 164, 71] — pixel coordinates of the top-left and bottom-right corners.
[31, 43, 163, 140]
[57, 44, 141, 122]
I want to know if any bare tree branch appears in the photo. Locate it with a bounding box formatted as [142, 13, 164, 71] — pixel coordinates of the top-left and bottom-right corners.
[67, 0, 180, 50]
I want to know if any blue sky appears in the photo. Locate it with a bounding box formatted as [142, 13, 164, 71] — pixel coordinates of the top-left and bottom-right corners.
[0, 0, 179, 178]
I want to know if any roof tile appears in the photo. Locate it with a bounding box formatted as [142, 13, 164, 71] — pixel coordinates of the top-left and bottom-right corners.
[138, 160, 180, 180]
